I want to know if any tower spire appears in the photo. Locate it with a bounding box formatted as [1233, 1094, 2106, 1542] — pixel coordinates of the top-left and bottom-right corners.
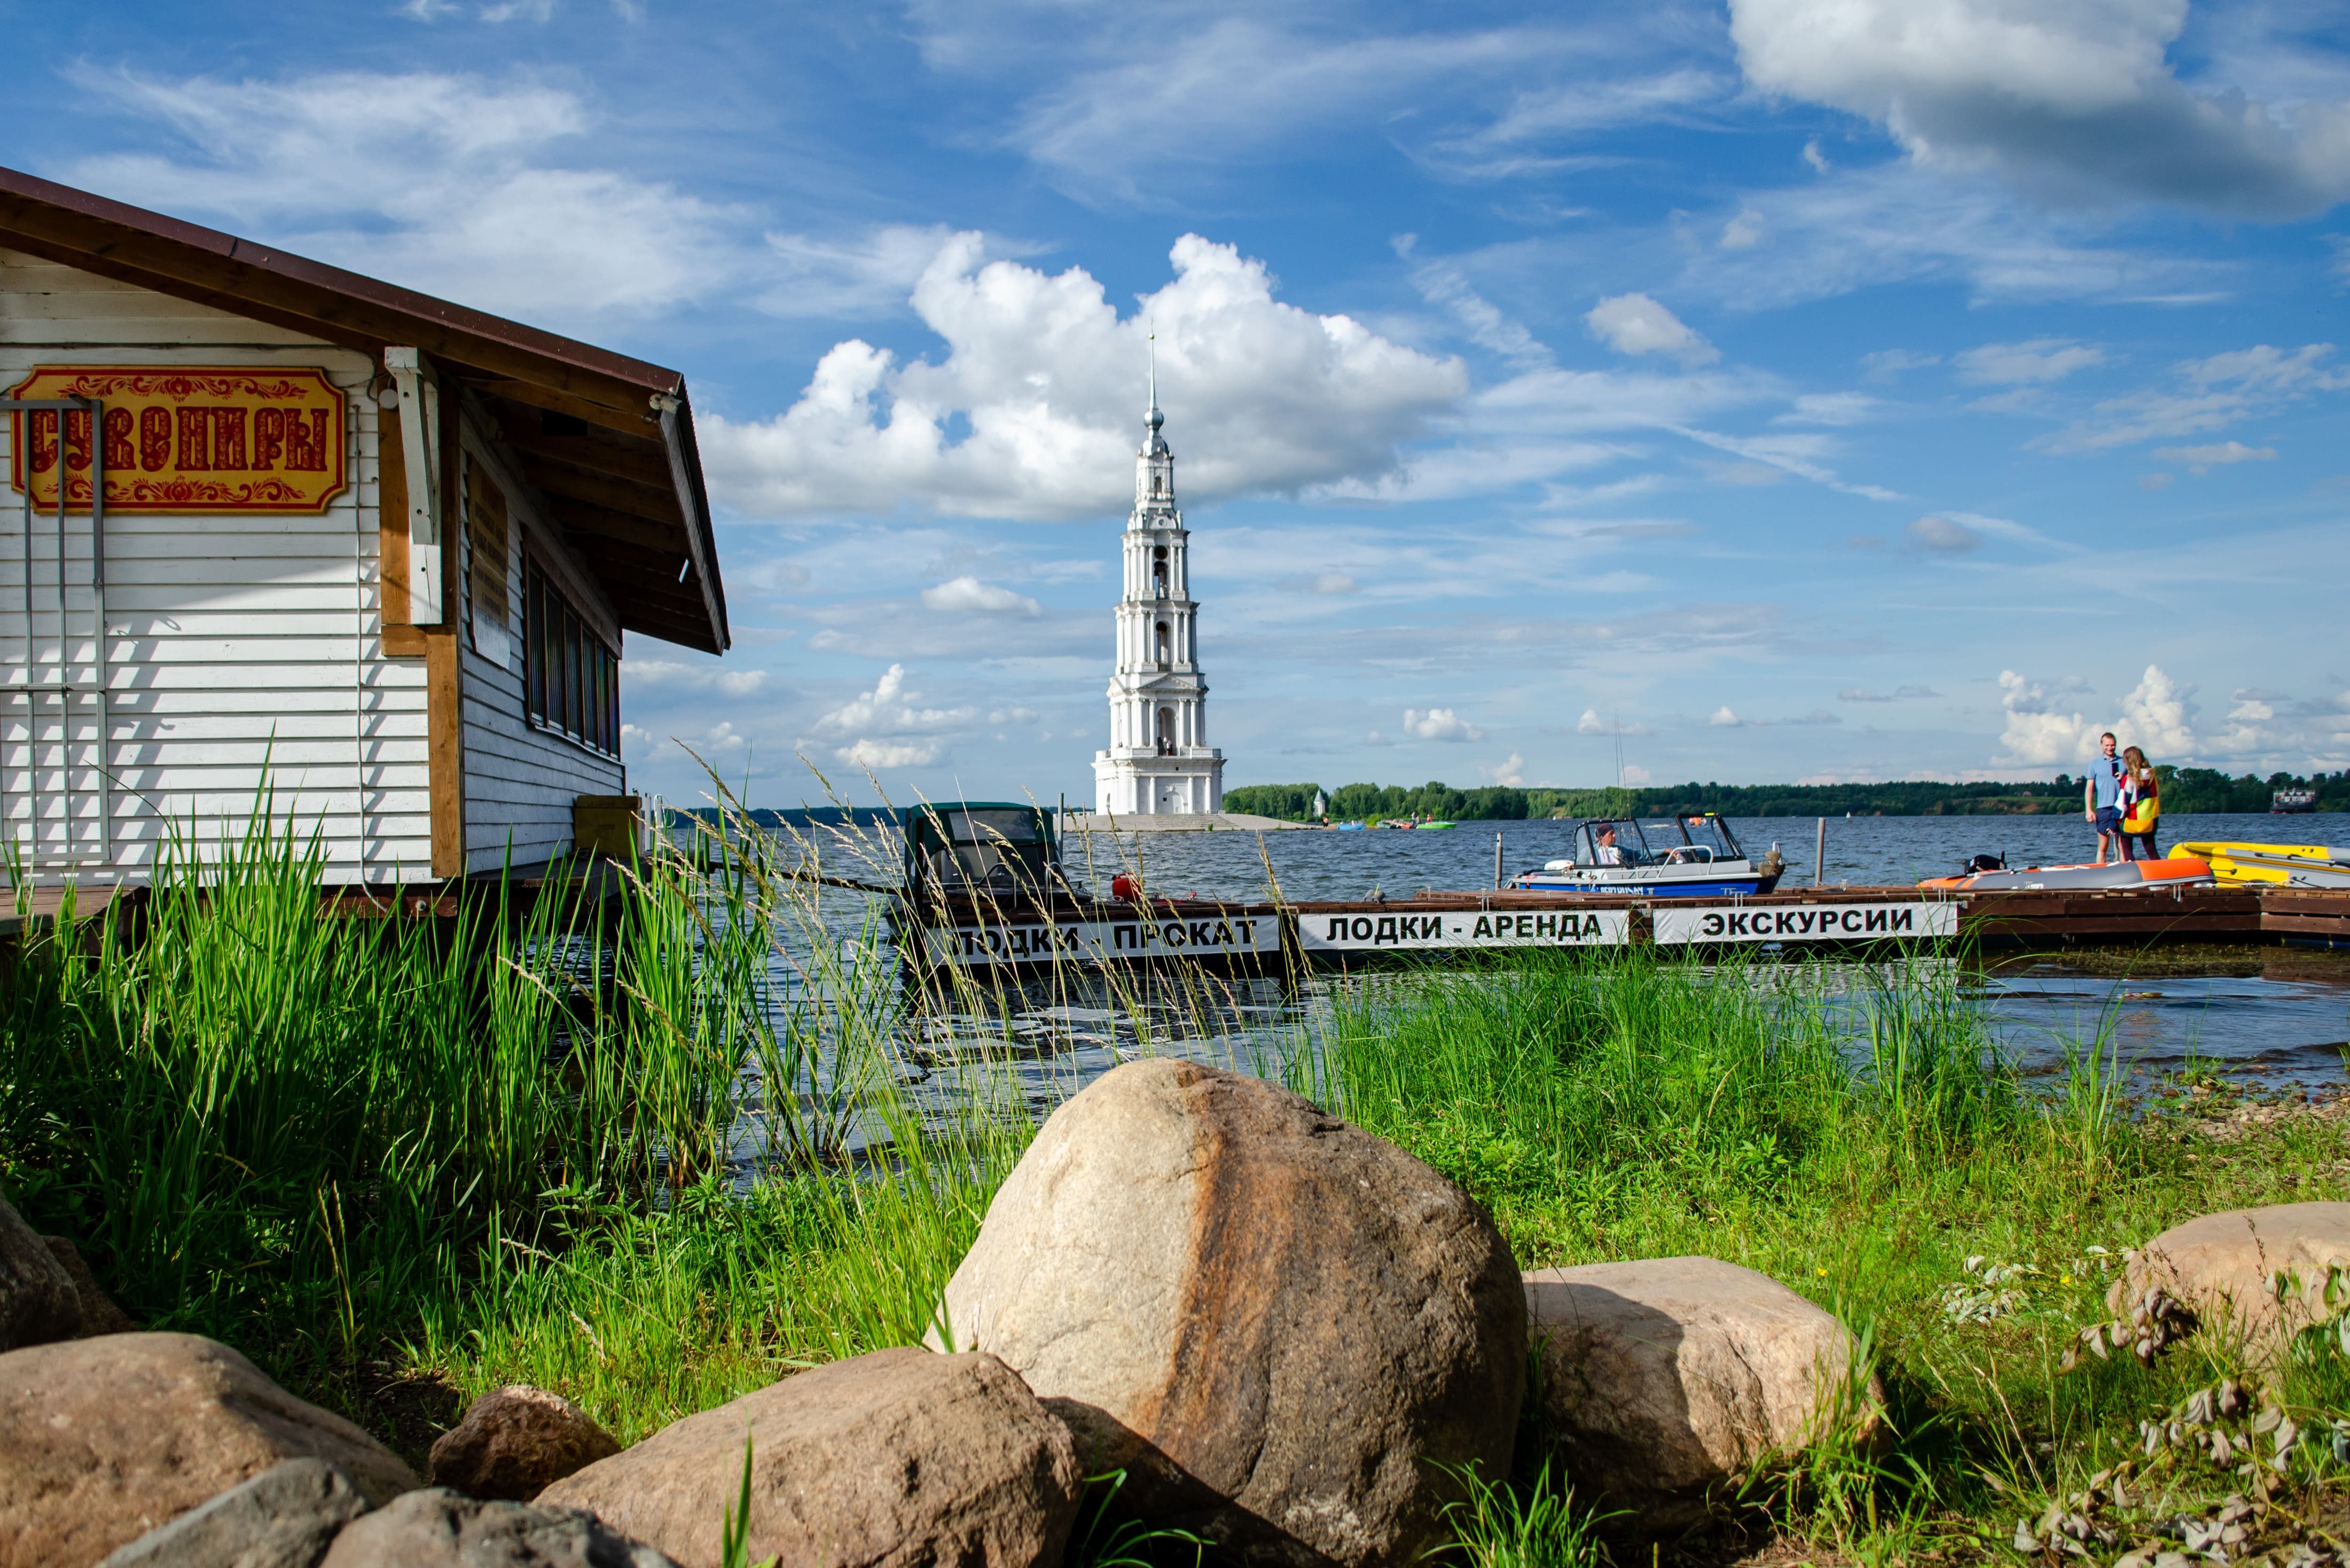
[1145, 333, 1165, 441]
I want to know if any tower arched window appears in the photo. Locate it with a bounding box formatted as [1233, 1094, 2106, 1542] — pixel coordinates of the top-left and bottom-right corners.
[1152, 546, 1167, 597]
[1156, 621, 1170, 664]
[1157, 706, 1174, 755]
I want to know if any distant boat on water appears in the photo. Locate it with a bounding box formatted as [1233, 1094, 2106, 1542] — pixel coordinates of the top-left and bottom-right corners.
[2273, 787, 2319, 814]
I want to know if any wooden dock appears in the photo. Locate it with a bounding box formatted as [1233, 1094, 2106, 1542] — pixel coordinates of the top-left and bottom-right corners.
[907, 882, 2350, 971]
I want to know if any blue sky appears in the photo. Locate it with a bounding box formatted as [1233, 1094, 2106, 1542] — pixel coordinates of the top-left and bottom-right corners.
[5, 0, 2348, 804]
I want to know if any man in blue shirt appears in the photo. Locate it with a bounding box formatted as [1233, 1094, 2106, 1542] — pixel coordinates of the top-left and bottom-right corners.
[2084, 731, 2124, 865]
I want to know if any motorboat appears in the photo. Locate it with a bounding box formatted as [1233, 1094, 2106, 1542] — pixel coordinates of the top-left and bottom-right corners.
[2175, 841, 2350, 890]
[1508, 814, 1781, 897]
[1918, 856, 2213, 892]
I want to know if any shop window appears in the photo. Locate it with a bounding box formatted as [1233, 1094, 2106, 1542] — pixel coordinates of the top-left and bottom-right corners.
[525, 560, 618, 757]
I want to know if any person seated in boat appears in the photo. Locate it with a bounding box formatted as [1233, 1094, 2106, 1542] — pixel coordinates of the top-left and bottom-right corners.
[1593, 824, 1626, 865]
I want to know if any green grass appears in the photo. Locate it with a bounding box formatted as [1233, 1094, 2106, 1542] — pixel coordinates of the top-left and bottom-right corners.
[4, 799, 2345, 1565]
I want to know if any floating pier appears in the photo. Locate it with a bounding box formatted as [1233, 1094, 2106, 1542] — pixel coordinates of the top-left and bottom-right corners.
[907, 882, 2350, 971]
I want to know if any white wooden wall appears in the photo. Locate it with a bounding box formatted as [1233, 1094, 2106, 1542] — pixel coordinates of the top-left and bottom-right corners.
[455, 428, 622, 874]
[0, 247, 432, 884]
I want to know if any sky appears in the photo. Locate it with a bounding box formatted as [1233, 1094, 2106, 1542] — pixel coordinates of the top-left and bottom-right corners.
[4, 0, 2348, 805]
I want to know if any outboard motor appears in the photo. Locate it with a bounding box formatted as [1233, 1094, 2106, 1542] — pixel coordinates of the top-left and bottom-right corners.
[1964, 852, 2007, 874]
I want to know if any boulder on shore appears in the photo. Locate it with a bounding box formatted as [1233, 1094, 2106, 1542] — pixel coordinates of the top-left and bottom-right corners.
[2110, 1202, 2350, 1354]
[1523, 1257, 1881, 1524]
[0, 1332, 420, 1568]
[319, 1488, 679, 1568]
[933, 1058, 1526, 1568]
[0, 1191, 79, 1350]
[93, 1457, 369, 1568]
[42, 1236, 138, 1337]
[538, 1347, 1080, 1568]
[429, 1385, 622, 1501]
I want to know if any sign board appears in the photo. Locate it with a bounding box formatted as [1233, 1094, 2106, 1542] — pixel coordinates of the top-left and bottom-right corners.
[7, 366, 348, 513]
[1652, 900, 1957, 945]
[1295, 908, 1630, 953]
[922, 912, 1281, 967]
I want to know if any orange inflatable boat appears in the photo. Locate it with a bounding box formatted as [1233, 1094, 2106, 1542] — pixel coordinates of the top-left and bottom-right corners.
[1919, 857, 2214, 892]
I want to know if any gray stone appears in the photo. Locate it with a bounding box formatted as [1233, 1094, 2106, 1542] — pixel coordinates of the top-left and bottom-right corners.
[2111, 1203, 2350, 1355]
[934, 1058, 1525, 1568]
[0, 1189, 78, 1351]
[95, 1458, 369, 1568]
[539, 1347, 1079, 1568]
[0, 1332, 419, 1568]
[1523, 1257, 1884, 1524]
[42, 1236, 138, 1337]
[429, 1385, 621, 1501]
[318, 1489, 677, 1568]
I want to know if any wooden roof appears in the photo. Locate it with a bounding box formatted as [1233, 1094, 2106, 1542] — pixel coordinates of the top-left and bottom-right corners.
[0, 164, 728, 654]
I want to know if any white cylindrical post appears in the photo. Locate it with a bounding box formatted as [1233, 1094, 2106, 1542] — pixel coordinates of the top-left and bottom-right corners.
[1494, 830, 1503, 891]
[1815, 817, 1827, 887]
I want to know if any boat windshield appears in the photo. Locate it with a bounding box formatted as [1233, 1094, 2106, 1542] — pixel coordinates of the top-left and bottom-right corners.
[1638, 814, 1745, 864]
[907, 806, 1056, 897]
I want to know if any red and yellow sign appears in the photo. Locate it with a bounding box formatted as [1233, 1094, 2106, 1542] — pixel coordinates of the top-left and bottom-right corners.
[7, 365, 348, 513]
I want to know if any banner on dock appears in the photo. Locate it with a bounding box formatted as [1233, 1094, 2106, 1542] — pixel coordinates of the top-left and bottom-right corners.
[1652, 900, 1957, 945]
[921, 913, 1281, 967]
[1295, 908, 1631, 953]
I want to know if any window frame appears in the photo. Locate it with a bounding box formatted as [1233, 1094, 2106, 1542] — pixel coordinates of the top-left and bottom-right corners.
[522, 554, 621, 761]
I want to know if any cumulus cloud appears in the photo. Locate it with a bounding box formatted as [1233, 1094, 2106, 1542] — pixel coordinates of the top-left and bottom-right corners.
[1583, 293, 1720, 366]
[1728, 0, 2350, 217]
[920, 575, 1042, 616]
[809, 664, 970, 770]
[1710, 706, 1743, 727]
[1954, 338, 2110, 385]
[1996, 664, 2195, 765]
[1907, 515, 1980, 552]
[1485, 751, 1527, 787]
[837, 738, 943, 769]
[1403, 707, 1485, 742]
[701, 233, 1464, 520]
[1577, 709, 1652, 736]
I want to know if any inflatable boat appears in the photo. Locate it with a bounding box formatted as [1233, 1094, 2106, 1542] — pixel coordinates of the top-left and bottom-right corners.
[2175, 841, 2350, 890]
[1918, 857, 2214, 892]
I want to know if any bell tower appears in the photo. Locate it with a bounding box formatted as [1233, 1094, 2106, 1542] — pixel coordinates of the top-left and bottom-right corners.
[1093, 344, 1224, 815]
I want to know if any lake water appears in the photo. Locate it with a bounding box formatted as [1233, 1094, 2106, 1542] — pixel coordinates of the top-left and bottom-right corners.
[759, 812, 2350, 1152]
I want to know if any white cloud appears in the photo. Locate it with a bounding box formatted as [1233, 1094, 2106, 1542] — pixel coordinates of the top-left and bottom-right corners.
[811, 663, 970, 738]
[64, 68, 746, 325]
[1728, 0, 2350, 217]
[626, 658, 771, 695]
[2153, 441, 2278, 465]
[1954, 338, 2110, 385]
[1710, 706, 1743, 727]
[1620, 764, 1654, 786]
[920, 575, 1041, 616]
[702, 233, 1465, 520]
[1774, 392, 1877, 426]
[1485, 751, 1527, 787]
[1862, 348, 1940, 380]
[2120, 664, 2196, 758]
[836, 737, 942, 770]
[1403, 707, 1485, 742]
[1907, 515, 1979, 552]
[2141, 473, 2175, 490]
[1576, 709, 1652, 736]
[2033, 343, 2350, 454]
[1803, 137, 1830, 173]
[1720, 209, 1766, 250]
[1584, 293, 1720, 366]
[1997, 669, 2096, 766]
[759, 224, 1040, 320]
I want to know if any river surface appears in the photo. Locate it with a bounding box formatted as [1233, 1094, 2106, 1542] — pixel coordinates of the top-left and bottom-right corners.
[747, 812, 2350, 1155]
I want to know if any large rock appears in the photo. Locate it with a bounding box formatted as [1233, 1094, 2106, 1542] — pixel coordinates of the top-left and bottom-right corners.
[933, 1059, 1525, 1568]
[539, 1347, 1079, 1568]
[1523, 1257, 1882, 1523]
[43, 1236, 137, 1337]
[0, 1190, 79, 1350]
[319, 1488, 678, 1568]
[2110, 1202, 2350, 1353]
[95, 1458, 369, 1568]
[429, 1385, 622, 1501]
[0, 1332, 420, 1568]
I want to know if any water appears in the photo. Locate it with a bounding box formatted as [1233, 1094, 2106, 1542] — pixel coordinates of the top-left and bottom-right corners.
[754, 812, 2350, 1155]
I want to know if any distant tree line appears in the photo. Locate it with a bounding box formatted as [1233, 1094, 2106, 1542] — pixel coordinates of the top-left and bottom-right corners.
[1223, 769, 2350, 822]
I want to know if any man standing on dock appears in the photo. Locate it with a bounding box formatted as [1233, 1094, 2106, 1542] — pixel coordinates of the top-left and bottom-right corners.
[2085, 732, 2125, 865]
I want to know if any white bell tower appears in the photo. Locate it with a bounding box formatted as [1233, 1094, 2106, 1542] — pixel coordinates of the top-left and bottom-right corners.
[1093, 346, 1224, 815]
